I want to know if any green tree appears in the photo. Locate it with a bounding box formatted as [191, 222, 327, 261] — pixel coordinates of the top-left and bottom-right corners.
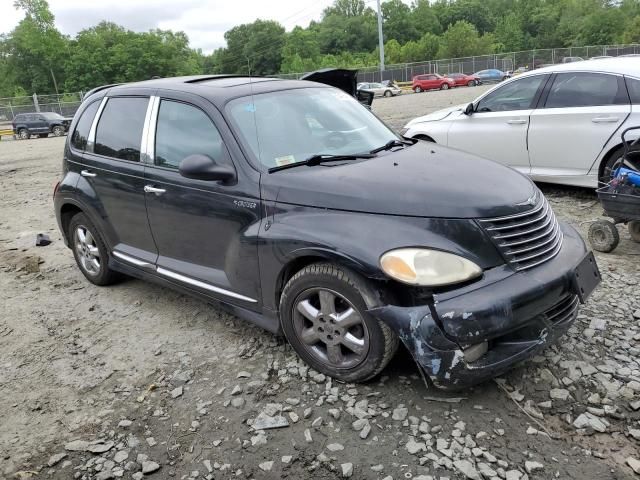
[412, 0, 443, 36]
[439, 20, 494, 58]
[382, 0, 419, 44]
[494, 12, 525, 52]
[8, 0, 67, 93]
[219, 20, 286, 75]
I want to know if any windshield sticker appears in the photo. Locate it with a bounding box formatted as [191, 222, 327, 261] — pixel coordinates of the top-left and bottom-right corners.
[275, 155, 296, 166]
[276, 155, 296, 167]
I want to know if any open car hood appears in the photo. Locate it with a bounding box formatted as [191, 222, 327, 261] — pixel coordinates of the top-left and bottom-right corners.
[301, 68, 373, 108]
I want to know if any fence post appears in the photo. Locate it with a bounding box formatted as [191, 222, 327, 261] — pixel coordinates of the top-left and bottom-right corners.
[32, 93, 40, 112]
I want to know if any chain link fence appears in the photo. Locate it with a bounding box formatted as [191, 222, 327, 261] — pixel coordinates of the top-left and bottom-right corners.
[277, 43, 640, 83]
[0, 92, 83, 125]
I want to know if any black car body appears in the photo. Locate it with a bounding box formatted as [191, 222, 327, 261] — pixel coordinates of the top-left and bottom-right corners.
[12, 112, 72, 139]
[53, 75, 600, 388]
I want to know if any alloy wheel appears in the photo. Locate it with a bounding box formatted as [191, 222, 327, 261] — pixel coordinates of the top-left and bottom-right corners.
[18, 129, 29, 140]
[53, 126, 64, 136]
[74, 225, 101, 276]
[292, 288, 369, 369]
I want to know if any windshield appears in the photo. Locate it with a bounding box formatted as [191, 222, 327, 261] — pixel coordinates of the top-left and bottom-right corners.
[226, 87, 398, 170]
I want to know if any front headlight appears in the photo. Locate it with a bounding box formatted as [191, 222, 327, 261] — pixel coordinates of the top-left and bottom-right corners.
[380, 248, 482, 287]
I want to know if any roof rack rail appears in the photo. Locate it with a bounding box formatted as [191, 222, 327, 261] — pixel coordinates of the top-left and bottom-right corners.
[83, 84, 123, 100]
[183, 75, 255, 84]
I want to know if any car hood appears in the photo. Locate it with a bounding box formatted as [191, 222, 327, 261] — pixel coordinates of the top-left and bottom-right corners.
[405, 104, 466, 126]
[261, 141, 537, 219]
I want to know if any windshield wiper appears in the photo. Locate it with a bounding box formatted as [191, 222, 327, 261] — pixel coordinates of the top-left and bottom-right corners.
[369, 139, 413, 154]
[268, 153, 375, 173]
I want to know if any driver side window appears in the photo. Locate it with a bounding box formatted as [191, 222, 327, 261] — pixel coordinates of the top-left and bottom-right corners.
[476, 75, 547, 113]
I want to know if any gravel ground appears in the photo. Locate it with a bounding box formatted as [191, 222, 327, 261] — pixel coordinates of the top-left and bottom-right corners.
[1, 89, 639, 480]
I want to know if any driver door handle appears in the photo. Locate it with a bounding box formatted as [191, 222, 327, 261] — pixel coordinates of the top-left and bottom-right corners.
[81, 170, 97, 177]
[144, 185, 166, 195]
[592, 117, 619, 123]
[507, 119, 527, 125]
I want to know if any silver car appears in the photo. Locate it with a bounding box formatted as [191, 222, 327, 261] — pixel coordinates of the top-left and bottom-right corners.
[357, 82, 402, 97]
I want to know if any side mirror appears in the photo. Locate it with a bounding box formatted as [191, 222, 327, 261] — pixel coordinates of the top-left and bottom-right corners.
[463, 103, 475, 116]
[179, 154, 236, 183]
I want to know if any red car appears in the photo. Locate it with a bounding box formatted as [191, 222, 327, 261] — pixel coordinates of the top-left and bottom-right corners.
[412, 74, 456, 93]
[445, 72, 480, 87]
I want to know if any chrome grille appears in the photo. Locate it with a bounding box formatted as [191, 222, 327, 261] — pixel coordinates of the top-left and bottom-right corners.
[480, 194, 563, 271]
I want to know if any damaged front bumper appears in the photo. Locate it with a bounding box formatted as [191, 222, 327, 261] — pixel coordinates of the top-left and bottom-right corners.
[368, 223, 599, 389]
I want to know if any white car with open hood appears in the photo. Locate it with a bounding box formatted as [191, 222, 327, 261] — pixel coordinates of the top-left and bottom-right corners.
[402, 58, 640, 188]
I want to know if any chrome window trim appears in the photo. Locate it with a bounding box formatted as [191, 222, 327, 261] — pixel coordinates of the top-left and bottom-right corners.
[156, 267, 257, 303]
[145, 96, 160, 164]
[87, 96, 108, 153]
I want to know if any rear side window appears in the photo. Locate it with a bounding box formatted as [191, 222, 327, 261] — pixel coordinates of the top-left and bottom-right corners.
[71, 101, 100, 151]
[625, 77, 640, 104]
[545, 73, 627, 108]
[95, 97, 149, 162]
[154, 100, 228, 169]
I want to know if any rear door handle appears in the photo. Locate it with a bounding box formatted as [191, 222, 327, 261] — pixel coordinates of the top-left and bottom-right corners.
[144, 185, 166, 195]
[507, 119, 527, 125]
[592, 117, 619, 123]
[81, 170, 96, 178]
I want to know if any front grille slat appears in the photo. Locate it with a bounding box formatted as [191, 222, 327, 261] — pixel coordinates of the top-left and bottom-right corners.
[480, 193, 563, 271]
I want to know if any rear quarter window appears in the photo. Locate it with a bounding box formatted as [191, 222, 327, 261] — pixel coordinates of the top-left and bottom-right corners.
[71, 101, 100, 151]
[94, 97, 149, 162]
[626, 77, 640, 104]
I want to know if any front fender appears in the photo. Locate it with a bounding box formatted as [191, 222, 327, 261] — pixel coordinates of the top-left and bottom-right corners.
[257, 203, 503, 311]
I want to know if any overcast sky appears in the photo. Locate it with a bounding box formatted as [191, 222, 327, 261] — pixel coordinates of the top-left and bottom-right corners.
[0, 0, 396, 53]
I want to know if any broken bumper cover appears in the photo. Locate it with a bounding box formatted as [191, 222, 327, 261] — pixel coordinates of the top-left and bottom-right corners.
[368, 223, 593, 389]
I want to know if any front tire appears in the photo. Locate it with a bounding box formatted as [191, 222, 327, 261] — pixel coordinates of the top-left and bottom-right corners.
[280, 263, 398, 383]
[414, 86, 423, 93]
[467, 81, 474, 87]
[69, 212, 122, 286]
[18, 128, 29, 140]
[52, 125, 65, 137]
[588, 220, 619, 253]
[384, 90, 392, 97]
[441, 83, 449, 90]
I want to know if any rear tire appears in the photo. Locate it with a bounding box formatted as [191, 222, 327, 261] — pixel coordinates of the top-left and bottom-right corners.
[69, 212, 123, 286]
[629, 221, 640, 243]
[588, 220, 619, 253]
[279, 263, 399, 383]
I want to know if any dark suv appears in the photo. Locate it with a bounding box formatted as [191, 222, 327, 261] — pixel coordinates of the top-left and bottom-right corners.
[53, 75, 600, 388]
[12, 112, 71, 139]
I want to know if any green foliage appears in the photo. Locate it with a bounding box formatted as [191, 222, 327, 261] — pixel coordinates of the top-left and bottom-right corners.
[3, 0, 640, 95]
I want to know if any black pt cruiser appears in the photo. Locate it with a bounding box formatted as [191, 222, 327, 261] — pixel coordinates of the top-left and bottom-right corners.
[53, 74, 600, 388]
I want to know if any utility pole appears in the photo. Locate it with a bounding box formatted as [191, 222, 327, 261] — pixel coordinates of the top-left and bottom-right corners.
[376, 0, 385, 78]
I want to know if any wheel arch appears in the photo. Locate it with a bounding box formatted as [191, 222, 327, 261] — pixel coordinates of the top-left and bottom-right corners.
[274, 249, 382, 310]
[414, 134, 436, 143]
[59, 203, 84, 244]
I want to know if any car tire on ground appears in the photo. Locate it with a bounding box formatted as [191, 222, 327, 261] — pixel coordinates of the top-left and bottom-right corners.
[279, 263, 399, 383]
[17, 128, 29, 140]
[52, 125, 65, 137]
[384, 90, 392, 97]
[414, 86, 423, 93]
[441, 83, 449, 90]
[600, 145, 640, 185]
[629, 221, 640, 243]
[467, 81, 474, 87]
[68, 212, 123, 286]
[588, 220, 620, 253]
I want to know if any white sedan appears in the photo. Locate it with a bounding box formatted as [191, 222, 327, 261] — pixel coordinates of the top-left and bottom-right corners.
[357, 82, 402, 97]
[402, 58, 640, 188]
